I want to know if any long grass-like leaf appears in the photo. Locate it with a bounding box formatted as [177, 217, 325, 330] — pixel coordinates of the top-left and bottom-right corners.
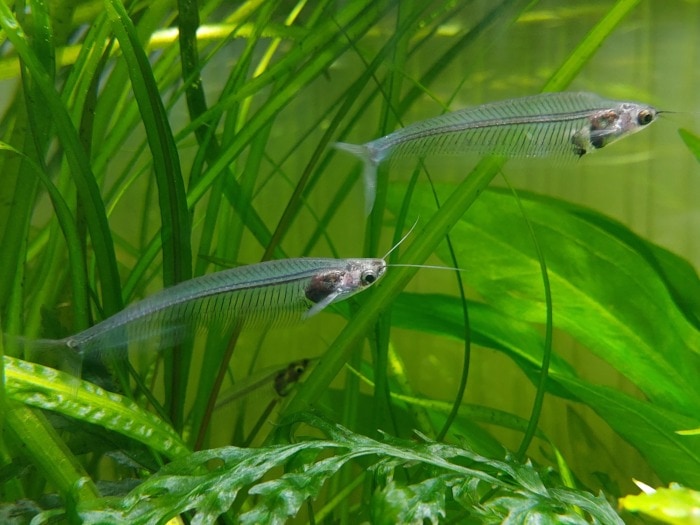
[105, 0, 193, 426]
[104, 0, 192, 287]
[0, 2, 123, 317]
[4, 403, 101, 502]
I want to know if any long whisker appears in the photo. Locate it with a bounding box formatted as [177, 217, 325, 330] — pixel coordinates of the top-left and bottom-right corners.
[388, 263, 467, 272]
[382, 217, 420, 260]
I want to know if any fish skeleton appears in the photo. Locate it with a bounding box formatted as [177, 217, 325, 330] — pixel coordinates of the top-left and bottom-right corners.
[334, 91, 659, 214]
[13, 258, 386, 359]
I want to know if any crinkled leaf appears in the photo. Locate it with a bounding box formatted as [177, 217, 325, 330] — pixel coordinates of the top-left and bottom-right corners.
[240, 454, 351, 525]
[4, 356, 188, 459]
[372, 476, 447, 525]
[482, 493, 590, 525]
[78, 442, 324, 525]
[76, 413, 620, 524]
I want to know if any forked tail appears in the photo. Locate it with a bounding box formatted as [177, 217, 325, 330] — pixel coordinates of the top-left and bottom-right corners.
[3, 333, 81, 375]
[333, 142, 379, 215]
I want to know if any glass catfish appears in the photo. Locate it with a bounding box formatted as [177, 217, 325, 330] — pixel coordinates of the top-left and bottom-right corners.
[16, 258, 386, 360]
[335, 91, 660, 214]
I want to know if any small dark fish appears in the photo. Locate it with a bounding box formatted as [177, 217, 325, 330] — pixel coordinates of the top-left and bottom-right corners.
[335, 91, 659, 214]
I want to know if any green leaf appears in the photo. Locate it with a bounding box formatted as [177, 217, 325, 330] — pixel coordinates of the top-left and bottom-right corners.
[621, 482, 700, 524]
[104, 0, 192, 287]
[553, 376, 700, 486]
[388, 186, 700, 414]
[0, 1, 123, 316]
[679, 128, 700, 163]
[4, 356, 189, 459]
[372, 476, 447, 525]
[391, 289, 700, 486]
[76, 413, 620, 524]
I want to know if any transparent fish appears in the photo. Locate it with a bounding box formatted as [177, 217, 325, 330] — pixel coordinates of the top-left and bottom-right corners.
[335, 91, 660, 214]
[13, 258, 386, 359]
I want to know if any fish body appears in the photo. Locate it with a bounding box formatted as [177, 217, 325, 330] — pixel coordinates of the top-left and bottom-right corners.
[21, 258, 386, 357]
[335, 91, 659, 214]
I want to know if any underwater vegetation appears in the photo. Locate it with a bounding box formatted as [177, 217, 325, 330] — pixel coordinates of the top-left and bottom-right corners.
[0, 0, 699, 523]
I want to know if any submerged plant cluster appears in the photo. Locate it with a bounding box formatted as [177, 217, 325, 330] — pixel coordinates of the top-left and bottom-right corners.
[0, 1, 699, 524]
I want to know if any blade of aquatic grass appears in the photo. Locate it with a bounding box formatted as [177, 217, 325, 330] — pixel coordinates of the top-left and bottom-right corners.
[184, 0, 392, 210]
[183, 2, 277, 272]
[21, 0, 55, 153]
[398, 0, 534, 115]
[226, 2, 289, 265]
[492, 176, 553, 462]
[0, 20, 47, 326]
[105, 0, 192, 287]
[0, 2, 123, 318]
[105, 0, 194, 425]
[542, 0, 641, 91]
[177, 0, 208, 147]
[0, 123, 39, 331]
[4, 356, 190, 460]
[0, 144, 90, 333]
[4, 403, 101, 503]
[186, 6, 269, 276]
[90, 4, 177, 174]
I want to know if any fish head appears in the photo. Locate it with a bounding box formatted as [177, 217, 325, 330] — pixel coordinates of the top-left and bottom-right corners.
[303, 258, 386, 310]
[616, 102, 658, 133]
[572, 102, 658, 156]
[341, 258, 387, 296]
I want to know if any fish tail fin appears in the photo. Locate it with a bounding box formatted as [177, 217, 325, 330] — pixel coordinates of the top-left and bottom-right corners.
[333, 142, 379, 216]
[3, 333, 81, 375]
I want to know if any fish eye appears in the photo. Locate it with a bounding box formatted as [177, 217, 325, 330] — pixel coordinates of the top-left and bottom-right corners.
[361, 270, 377, 284]
[637, 110, 654, 125]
